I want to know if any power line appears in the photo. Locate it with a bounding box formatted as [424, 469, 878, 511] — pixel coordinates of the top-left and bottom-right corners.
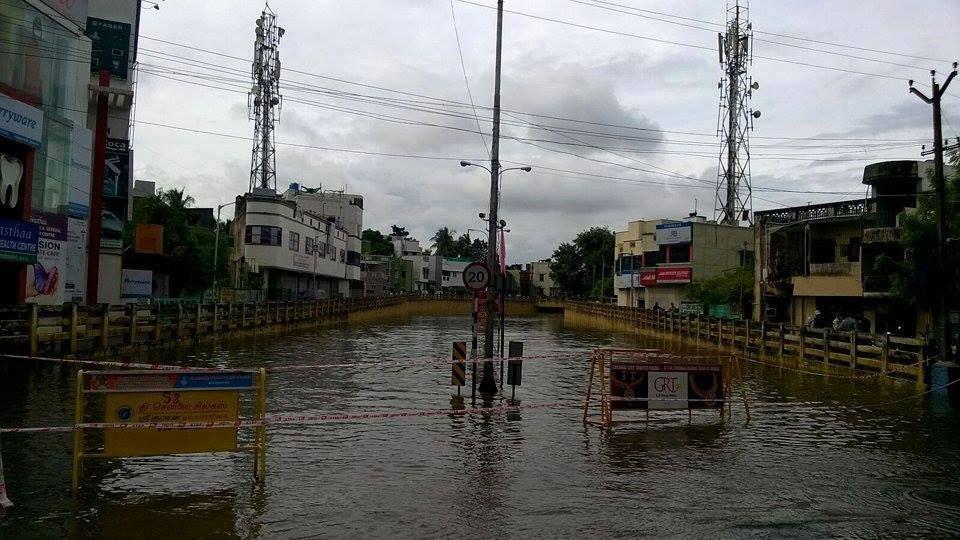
[134, 35, 946, 143]
[568, 0, 945, 72]
[448, 0, 489, 158]
[452, 0, 951, 84]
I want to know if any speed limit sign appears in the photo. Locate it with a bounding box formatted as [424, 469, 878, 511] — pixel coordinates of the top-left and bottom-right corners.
[462, 262, 491, 291]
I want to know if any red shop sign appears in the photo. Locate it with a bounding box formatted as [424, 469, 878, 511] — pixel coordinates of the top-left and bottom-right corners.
[655, 267, 692, 284]
[639, 270, 657, 287]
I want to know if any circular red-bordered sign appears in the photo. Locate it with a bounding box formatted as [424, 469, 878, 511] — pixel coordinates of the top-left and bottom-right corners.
[462, 262, 491, 291]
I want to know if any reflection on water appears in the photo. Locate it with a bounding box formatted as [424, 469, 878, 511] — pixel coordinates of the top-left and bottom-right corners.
[2, 313, 960, 537]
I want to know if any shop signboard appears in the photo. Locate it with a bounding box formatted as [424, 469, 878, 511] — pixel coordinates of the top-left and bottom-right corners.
[680, 302, 703, 315]
[64, 217, 87, 301]
[654, 222, 692, 245]
[0, 218, 38, 264]
[121, 269, 152, 298]
[655, 266, 692, 284]
[639, 269, 657, 287]
[134, 223, 163, 255]
[609, 363, 723, 410]
[26, 212, 66, 304]
[0, 93, 43, 149]
[85, 17, 131, 79]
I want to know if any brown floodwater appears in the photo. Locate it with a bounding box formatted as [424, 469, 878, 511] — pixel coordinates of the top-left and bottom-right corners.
[1, 313, 960, 538]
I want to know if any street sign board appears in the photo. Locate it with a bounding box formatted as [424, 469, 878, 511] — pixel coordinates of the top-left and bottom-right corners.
[609, 363, 723, 410]
[104, 390, 239, 457]
[462, 261, 491, 290]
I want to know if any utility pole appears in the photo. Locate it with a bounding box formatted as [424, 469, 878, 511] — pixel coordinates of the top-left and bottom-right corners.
[910, 62, 958, 364]
[86, 70, 110, 304]
[480, 0, 504, 395]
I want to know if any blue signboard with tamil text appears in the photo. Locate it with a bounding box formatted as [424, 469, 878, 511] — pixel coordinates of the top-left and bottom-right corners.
[0, 218, 39, 264]
[174, 372, 255, 389]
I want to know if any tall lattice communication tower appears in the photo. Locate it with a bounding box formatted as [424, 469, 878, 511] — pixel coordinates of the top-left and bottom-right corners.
[715, 0, 760, 225]
[248, 5, 284, 194]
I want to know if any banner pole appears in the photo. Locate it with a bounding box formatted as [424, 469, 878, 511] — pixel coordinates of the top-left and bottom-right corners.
[72, 370, 85, 493]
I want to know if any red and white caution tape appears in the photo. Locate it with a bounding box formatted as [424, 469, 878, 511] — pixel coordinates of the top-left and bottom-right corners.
[2, 351, 732, 374]
[0, 401, 577, 434]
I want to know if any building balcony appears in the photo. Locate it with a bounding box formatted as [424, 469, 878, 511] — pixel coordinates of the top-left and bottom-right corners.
[614, 273, 633, 289]
[863, 227, 900, 244]
[809, 261, 859, 277]
[862, 274, 893, 297]
[791, 275, 863, 298]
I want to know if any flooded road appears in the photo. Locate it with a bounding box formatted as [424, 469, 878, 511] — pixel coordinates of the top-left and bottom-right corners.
[2, 313, 960, 537]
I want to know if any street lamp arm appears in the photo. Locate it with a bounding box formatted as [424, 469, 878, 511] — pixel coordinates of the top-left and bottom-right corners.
[499, 166, 532, 175]
[460, 161, 491, 174]
[909, 86, 932, 103]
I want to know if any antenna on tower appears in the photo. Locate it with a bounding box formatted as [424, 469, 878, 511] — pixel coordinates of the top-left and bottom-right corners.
[714, 0, 758, 226]
[248, 4, 284, 195]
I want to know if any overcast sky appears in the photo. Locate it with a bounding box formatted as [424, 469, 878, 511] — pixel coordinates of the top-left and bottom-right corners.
[134, 0, 960, 263]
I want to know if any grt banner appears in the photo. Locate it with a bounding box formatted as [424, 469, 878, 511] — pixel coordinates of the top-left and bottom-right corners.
[609, 363, 724, 410]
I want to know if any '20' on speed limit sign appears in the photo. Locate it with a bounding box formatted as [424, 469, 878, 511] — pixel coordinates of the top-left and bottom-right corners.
[462, 262, 491, 290]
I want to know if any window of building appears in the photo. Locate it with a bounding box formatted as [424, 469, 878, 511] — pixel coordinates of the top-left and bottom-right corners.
[669, 244, 691, 263]
[305, 236, 315, 254]
[810, 238, 835, 264]
[245, 225, 282, 246]
[289, 231, 300, 251]
[538, 274, 545, 282]
[339, 249, 345, 263]
[643, 250, 661, 266]
[740, 249, 755, 268]
[847, 237, 861, 262]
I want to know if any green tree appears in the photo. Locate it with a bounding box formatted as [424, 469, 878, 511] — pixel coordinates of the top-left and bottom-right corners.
[362, 229, 395, 256]
[454, 232, 488, 260]
[431, 227, 458, 257]
[549, 227, 615, 298]
[889, 152, 960, 308]
[685, 268, 754, 316]
[126, 188, 228, 297]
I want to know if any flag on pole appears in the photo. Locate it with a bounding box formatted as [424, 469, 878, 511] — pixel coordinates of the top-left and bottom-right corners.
[499, 228, 506, 275]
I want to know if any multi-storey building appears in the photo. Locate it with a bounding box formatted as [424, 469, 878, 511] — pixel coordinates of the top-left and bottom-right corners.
[283, 185, 363, 295]
[614, 214, 753, 310]
[230, 192, 352, 300]
[753, 160, 949, 335]
[0, 0, 141, 304]
[390, 233, 432, 292]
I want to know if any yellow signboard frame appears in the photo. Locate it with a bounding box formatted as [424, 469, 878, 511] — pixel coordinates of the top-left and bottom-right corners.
[72, 368, 267, 491]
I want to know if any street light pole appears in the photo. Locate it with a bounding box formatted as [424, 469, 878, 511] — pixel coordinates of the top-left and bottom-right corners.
[479, 0, 506, 395]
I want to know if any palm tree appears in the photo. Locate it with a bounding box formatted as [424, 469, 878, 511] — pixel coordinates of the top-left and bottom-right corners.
[161, 188, 195, 210]
[430, 227, 458, 257]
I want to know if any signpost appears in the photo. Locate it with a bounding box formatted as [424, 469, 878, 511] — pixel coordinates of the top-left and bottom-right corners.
[507, 341, 523, 400]
[462, 261, 490, 291]
[462, 263, 490, 401]
[73, 369, 266, 491]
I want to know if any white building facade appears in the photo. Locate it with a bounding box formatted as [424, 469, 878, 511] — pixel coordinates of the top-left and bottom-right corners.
[231, 193, 353, 299]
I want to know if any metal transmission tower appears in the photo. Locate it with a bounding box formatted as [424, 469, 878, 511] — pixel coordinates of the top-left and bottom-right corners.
[714, 0, 760, 225]
[248, 5, 284, 194]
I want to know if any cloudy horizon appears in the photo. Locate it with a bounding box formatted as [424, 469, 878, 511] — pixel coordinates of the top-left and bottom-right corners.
[134, 0, 959, 263]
